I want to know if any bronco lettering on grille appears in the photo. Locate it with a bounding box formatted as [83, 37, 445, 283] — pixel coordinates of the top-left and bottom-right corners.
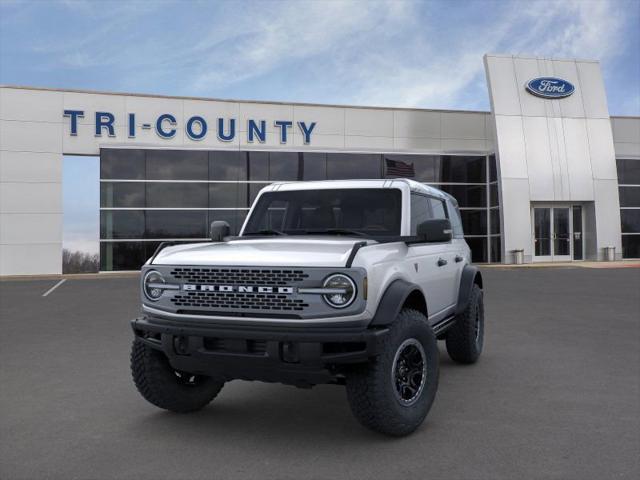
[182, 285, 295, 294]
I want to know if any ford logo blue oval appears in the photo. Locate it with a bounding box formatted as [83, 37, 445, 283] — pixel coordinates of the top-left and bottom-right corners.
[526, 77, 575, 99]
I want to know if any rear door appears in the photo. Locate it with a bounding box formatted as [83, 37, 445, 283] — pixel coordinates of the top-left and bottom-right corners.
[405, 193, 456, 321]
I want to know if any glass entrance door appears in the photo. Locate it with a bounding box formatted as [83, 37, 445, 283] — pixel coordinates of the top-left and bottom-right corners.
[532, 205, 583, 262]
[552, 207, 571, 261]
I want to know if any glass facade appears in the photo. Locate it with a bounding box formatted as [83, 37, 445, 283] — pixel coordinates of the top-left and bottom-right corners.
[100, 149, 502, 270]
[617, 158, 640, 258]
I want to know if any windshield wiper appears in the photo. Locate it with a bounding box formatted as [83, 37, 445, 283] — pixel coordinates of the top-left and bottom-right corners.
[244, 229, 286, 236]
[305, 228, 368, 237]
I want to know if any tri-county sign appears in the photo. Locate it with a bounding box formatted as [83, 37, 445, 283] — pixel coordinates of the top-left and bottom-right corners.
[525, 77, 575, 99]
[63, 110, 317, 144]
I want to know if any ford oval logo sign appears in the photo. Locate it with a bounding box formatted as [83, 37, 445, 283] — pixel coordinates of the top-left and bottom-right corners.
[526, 77, 575, 99]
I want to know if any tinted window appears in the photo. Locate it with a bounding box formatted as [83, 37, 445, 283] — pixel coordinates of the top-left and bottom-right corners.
[439, 156, 485, 183]
[622, 235, 640, 258]
[465, 237, 488, 263]
[100, 149, 145, 179]
[146, 210, 208, 238]
[146, 183, 208, 208]
[490, 209, 501, 234]
[209, 183, 248, 208]
[621, 210, 640, 233]
[100, 182, 145, 208]
[460, 210, 487, 235]
[490, 236, 501, 262]
[302, 152, 327, 180]
[146, 150, 208, 180]
[489, 155, 497, 182]
[617, 159, 640, 185]
[100, 211, 145, 239]
[248, 151, 269, 180]
[489, 184, 499, 207]
[438, 184, 486, 208]
[269, 152, 299, 180]
[326, 154, 381, 179]
[619, 186, 640, 207]
[210, 151, 247, 180]
[410, 194, 430, 235]
[244, 189, 401, 237]
[100, 242, 146, 271]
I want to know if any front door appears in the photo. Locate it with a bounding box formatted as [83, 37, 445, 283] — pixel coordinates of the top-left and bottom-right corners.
[532, 205, 583, 262]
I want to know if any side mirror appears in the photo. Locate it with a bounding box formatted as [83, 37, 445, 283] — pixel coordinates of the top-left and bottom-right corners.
[210, 221, 231, 242]
[416, 219, 452, 243]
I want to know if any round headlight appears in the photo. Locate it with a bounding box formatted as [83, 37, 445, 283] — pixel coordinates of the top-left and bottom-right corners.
[143, 270, 165, 301]
[323, 274, 356, 308]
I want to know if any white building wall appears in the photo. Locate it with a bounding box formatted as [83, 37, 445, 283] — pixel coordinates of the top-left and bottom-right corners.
[0, 86, 491, 276]
[0, 88, 64, 275]
[484, 54, 622, 262]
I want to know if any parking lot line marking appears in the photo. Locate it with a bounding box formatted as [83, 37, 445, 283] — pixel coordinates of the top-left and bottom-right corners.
[42, 279, 66, 297]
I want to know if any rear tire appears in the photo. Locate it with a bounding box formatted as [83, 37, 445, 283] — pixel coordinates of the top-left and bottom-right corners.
[446, 283, 484, 364]
[131, 340, 224, 413]
[345, 309, 439, 436]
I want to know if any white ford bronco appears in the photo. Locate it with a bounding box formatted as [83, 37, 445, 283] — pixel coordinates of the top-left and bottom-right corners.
[130, 179, 484, 436]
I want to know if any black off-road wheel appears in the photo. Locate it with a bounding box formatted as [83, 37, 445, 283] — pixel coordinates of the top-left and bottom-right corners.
[445, 283, 484, 364]
[131, 340, 224, 413]
[345, 309, 439, 436]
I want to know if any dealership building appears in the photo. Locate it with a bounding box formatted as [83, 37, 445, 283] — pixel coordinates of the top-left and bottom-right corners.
[1, 53, 639, 275]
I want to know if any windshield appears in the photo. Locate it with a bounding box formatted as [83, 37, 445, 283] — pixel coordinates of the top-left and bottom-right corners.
[242, 188, 402, 237]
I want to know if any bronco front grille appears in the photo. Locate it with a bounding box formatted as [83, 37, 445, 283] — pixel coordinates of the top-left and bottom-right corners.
[169, 268, 309, 286]
[170, 292, 309, 311]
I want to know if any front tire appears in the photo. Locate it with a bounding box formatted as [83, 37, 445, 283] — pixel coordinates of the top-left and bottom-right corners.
[445, 283, 484, 364]
[131, 340, 224, 413]
[345, 309, 439, 436]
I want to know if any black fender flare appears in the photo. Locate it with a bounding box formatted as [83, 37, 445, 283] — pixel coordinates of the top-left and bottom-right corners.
[455, 265, 483, 316]
[369, 279, 425, 327]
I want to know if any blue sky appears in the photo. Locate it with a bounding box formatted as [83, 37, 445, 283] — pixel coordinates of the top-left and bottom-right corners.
[1, 0, 639, 113]
[1, 0, 639, 253]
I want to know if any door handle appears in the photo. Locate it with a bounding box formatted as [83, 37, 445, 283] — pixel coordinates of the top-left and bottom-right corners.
[455, 255, 464, 263]
[437, 258, 448, 267]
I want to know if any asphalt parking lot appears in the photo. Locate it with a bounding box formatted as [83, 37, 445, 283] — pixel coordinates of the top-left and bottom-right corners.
[1, 267, 639, 480]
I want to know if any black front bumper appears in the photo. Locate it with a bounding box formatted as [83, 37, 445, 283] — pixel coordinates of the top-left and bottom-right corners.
[131, 316, 389, 387]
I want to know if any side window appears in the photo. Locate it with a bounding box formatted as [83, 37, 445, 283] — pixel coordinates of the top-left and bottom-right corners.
[428, 197, 447, 220]
[410, 194, 430, 234]
[446, 198, 465, 238]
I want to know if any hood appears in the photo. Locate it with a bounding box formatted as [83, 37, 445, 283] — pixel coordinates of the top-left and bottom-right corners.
[151, 237, 371, 267]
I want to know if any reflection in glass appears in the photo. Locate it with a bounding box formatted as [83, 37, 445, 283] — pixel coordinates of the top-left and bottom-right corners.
[534, 208, 551, 256]
[100, 182, 145, 208]
[210, 151, 247, 180]
[302, 153, 327, 180]
[438, 184, 486, 208]
[100, 210, 145, 239]
[100, 149, 145, 179]
[209, 183, 248, 208]
[269, 152, 299, 180]
[490, 236, 501, 263]
[460, 210, 487, 235]
[100, 242, 146, 271]
[327, 153, 381, 179]
[146, 183, 208, 208]
[248, 151, 269, 180]
[616, 158, 640, 185]
[465, 237, 488, 263]
[622, 235, 640, 258]
[146, 211, 208, 238]
[618, 186, 640, 207]
[553, 208, 570, 256]
[621, 209, 640, 233]
[146, 150, 208, 180]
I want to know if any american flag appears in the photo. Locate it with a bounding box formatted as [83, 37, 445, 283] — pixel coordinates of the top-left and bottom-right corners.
[385, 158, 415, 178]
